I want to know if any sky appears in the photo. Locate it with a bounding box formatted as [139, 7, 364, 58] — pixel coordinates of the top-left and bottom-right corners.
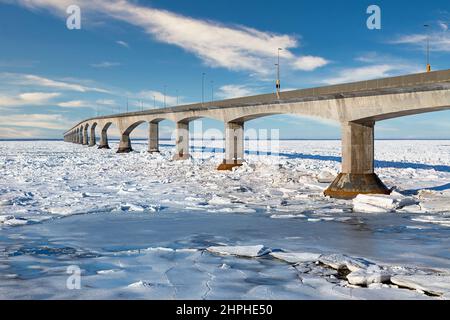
[0, 0, 449, 140]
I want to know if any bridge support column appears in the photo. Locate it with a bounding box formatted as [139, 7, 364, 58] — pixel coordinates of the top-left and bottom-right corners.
[98, 129, 110, 149]
[89, 127, 96, 147]
[218, 122, 244, 170]
[148, 122, 159, 153]
[82, 129, 89, 145]
[117, 133, 132, 153]
[324, 121, 390, 199]
[173, 121, 190, 160]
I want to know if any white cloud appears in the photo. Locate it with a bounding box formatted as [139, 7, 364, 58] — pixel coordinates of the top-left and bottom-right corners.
[57, 100, 90, 108]
[392, 32, 450, 52]
[9, 0, 328, 74]
[0, 92, 60, 107]
[116, 40, 129, 48]
[91, 61, 121, 68]
[321, 64, 419, 85]
[0, 114, 72, 130]
[137, 90, 178, 106]
[293, 56, 329, 71]
[0, 126, 47, 139]
[217, 85, 258, 99]
[0, 72, 109, 93]
[96, 99, 117, 106]
[438, 21, 448, 31]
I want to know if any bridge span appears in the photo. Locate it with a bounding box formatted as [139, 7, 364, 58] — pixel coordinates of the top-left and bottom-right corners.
[64, 69, 450, 199]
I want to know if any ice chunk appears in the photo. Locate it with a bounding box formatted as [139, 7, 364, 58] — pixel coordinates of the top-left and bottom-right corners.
[208, 196, 232, 205]
[270, 252, 321, 264]
[3, 218, 28, 226]
[347, 265, 391, 286]
[0, 215, 14, 223]
[317, 170, 336, 183]
[119, 203, 145, 212]
[391, 275, 450, 296]
[207, 245, 270, 258]
[319, 254, 371, 272]
[353, 194, 417, 213]
[127, 281, 153, 289]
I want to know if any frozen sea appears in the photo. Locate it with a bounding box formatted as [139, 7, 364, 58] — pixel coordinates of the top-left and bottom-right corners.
[0, 140, 450, 300]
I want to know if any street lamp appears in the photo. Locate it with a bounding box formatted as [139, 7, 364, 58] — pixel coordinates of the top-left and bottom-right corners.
[211, 80, 214, 102]
[202, 72, 206, 106]
[424, 24, 431, 72]
[176, 89, 179, 105]
[276, 48, 283, 99]
[163, 85, 167, 108]
[153, 95, 156, 109]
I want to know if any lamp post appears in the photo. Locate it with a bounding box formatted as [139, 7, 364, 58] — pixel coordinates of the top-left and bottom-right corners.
[176, 89, 179, 105]
[202, 72, 206, 106]
[153, 95, 156, 109]
[424, 24, 431, 72]
[163, 85, 167, 108]
[211, 80, 214, 102]
[276, 48, 282, 99]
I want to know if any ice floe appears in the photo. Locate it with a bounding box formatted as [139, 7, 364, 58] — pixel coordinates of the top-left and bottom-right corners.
[391, 275, 450, 296]
[207, 245, 271, 257]
[353, 193, 417, 213]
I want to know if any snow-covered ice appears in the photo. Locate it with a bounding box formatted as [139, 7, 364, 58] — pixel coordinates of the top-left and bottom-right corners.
[0, 140, 450, 299]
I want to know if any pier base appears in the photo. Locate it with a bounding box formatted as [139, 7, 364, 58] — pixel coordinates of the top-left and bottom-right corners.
[324, 173, 391, 200]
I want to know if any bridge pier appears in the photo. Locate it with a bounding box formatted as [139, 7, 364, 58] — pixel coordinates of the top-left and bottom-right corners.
[82, 128, 89, 145]
[117, 133, 132, 153]
[218, 122, 244, 170]
[89, 126, 96, 147]
[173, 121, 190, 160]
[98, 128, 110, 149]
[148, 122, 160, 153]
[324, 121, 391, 199]
[78, 130, 82, 144]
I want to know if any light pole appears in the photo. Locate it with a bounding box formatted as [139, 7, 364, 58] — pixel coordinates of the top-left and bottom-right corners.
[276, 48, 282, 99]
[424, 24, 431, 72]
[202, 72, 206, 106]
[211, 80, 214, 102]
[153, 95, 156, 108]
[163, 85, 167, 108]
[126, 97, 129, 113]
[176, 89, 179, 105]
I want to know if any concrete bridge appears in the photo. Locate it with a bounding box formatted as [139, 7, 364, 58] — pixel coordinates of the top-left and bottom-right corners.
[64, 69, 450, 199]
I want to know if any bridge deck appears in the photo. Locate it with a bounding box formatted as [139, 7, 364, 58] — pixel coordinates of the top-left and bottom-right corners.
[65, 69, 450, 134]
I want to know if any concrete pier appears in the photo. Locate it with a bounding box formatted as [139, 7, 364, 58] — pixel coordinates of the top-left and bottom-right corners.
[148, 122, 160, 153]
[218, 122, 244, 170]
[98, 126, 110, 149]
[324, 122, 391, 199]
[117, 133, 132, 153]
[89, 125, 96, 147]
[82, 126, 89, 145]
[173, 121, 190, 160]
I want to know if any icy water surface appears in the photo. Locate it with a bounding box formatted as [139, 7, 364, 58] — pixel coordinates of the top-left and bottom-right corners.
[1, 141, 450, 299]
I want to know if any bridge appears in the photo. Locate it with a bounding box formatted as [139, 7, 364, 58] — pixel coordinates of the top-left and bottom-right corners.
[64, 69, 450, 199]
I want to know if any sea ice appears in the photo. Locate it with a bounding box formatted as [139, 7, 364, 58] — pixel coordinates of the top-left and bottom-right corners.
[207, 245, 271, 258]
[270, 252, 321, 264]
[390, 275, 450, 296]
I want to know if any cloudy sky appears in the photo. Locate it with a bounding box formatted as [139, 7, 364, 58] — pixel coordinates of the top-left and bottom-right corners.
[0, 0, 449, 139]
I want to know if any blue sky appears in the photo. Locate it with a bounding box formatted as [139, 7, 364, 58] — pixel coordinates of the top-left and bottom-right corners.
[0, 0, 449, 139]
